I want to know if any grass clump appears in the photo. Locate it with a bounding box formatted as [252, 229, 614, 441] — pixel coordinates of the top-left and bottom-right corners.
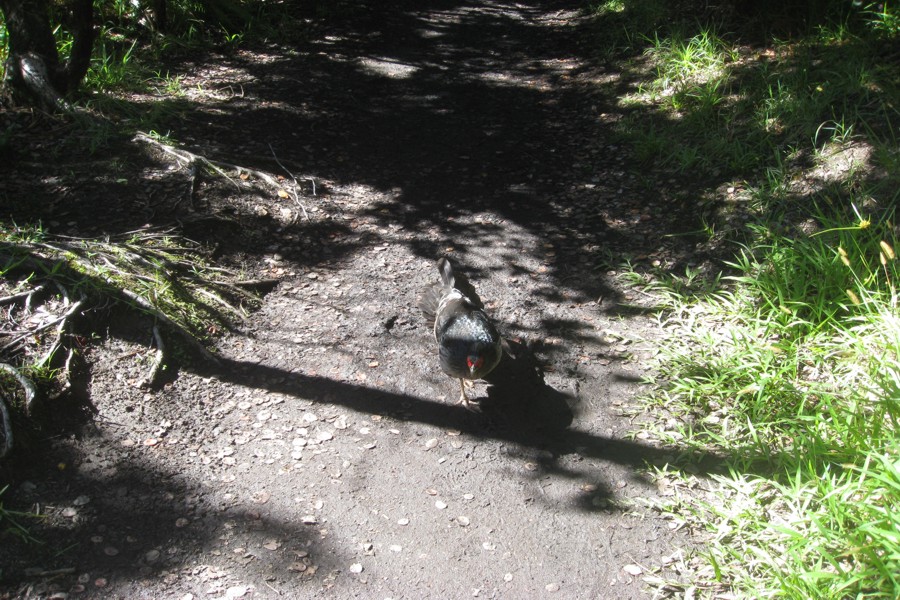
[642, 208, 900, 597]
[608, 1, 899, 186]
[0, 485, 42, 547]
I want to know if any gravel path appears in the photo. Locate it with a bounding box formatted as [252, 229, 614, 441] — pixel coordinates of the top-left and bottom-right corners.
[1, 1, 704, 598]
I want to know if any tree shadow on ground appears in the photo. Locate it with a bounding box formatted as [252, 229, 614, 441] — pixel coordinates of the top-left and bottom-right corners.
[0, 428, 337, 595]
[194, 351, 723, 504]
[2, 0, 696, 305]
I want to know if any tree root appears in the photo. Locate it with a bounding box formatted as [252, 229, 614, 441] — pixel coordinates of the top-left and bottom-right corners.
[2, 296, 85, 354]
[134, 132, 316, 221]
[0, 362, 38, 459]
[116, 287, 219, 365]
[0, 283, 47, 308]
[0, 227, 264, 458]
[14, 53, 74, 114]
[137, 325, 166, 390]
[0, 391, 12, 459]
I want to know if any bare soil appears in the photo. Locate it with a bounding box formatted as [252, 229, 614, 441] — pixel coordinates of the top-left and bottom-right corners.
[1, 1, 712, 598]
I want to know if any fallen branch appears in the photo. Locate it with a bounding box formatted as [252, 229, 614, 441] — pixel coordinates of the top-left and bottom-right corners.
[269, 143, 311, 221]
[23, 567, 77, 577]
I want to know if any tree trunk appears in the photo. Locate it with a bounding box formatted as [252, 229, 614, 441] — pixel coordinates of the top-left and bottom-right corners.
[66, 0, 95, 92]
[147, 0, 168, 33]
[0, 0, 94, 110]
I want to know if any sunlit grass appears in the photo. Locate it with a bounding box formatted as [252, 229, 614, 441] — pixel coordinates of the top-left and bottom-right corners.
[610, 3, 899, 190]
[637, 207, 900, 596]
[594, 2, 900, 596]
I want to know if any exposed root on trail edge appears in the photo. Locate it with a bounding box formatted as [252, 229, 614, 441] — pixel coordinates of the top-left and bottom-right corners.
[0, 228, 266, 457]
[134, 132, 316, 221]
[0, 363, 36, 458]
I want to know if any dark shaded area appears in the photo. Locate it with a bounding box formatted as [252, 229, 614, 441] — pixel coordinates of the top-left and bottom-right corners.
[0, 432, 335, 597]
[195, 350, 722, 484]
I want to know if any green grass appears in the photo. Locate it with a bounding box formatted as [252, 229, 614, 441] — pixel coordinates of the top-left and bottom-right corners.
[594, 1, 900, 597]
[1, 0, 305, 125]
[638, 211, 900, 596]
[610, 2, 899, 191]
[0, 485, 42, 546]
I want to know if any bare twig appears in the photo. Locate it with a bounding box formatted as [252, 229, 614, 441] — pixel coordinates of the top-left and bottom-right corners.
[268, 143, 311, 221]
[1, 298, 86, 353]
[0, 380, 13, 459]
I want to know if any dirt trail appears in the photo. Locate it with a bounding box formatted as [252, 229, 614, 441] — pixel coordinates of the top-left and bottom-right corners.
[1, 1, 704, 598]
